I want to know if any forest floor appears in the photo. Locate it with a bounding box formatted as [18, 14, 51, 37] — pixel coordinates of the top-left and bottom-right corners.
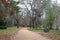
[39, 32, 60, 40]
[0, 27, 60, 40]
[29, 28, 60, 40]
[0, 27, 18, 40]
[11, 28, 51, 40]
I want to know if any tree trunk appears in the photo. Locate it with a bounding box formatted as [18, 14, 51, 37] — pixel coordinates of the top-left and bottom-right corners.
[16, 19, 19, 28]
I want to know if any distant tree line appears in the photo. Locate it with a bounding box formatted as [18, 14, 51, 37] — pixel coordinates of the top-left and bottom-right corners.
[18, 0, 60, 32]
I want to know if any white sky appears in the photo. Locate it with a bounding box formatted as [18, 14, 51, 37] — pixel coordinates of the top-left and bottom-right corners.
[16, 0, 60, 8]
[14, 0, 60, 4]
[14, 0, 19, 2]
[14, 0, 60, 18]
[14, 0, 60, 11]
[52, 0, 60, 4]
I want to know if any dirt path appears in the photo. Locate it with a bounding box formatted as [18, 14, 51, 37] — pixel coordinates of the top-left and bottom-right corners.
[11, 28, 51, 40]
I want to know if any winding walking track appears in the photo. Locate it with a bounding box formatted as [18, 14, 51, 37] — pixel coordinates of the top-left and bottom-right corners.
[12, 28, 51, 40]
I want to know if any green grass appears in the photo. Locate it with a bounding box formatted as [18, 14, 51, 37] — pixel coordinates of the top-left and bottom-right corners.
[30, 28, 60, 35]
[0, 27, 18, 34]
[30, 28, 44, 32]
[49, 29, 60, 35]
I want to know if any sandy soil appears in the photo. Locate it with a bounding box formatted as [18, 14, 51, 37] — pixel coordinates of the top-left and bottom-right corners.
[11, 28, 51, 40]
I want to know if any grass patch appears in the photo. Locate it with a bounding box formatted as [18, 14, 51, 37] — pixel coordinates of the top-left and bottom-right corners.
[30, 28, 60, 35]
[0, 27, 18, 34]
[49, 29, 60, 35]
[30, 28, 44, 32]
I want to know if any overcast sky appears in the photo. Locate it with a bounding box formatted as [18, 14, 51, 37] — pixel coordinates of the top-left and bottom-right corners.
[14, 0, 60, 18]
[14, 0, 60, 3]
[14, 0, 19, 2]
[14, 0, 60, 9]
[52, 0, 60, 4]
